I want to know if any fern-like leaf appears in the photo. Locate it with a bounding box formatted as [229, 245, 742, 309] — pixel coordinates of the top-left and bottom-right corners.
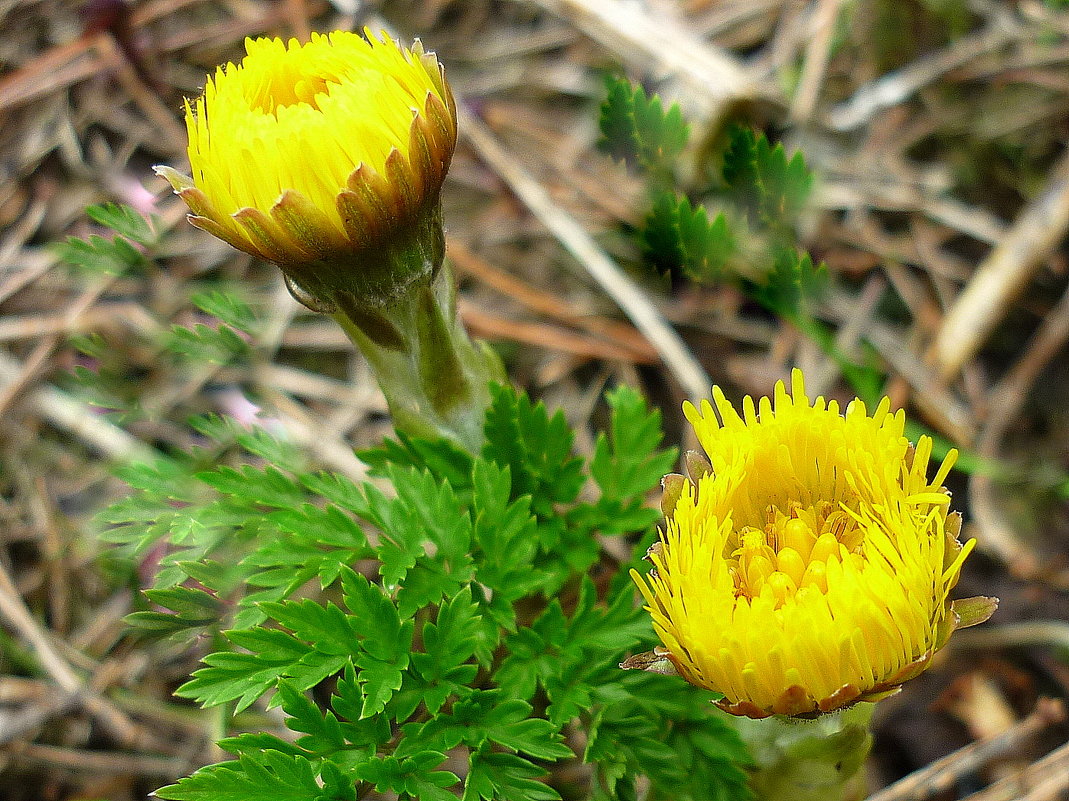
[598, 77, 689, 173]
[642, 192, 735, 281]
[722, 125, 813, 230]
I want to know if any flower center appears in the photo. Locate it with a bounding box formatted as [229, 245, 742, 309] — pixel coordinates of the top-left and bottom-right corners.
[251, 67, 343, 114]
[730, 501, 864, 607]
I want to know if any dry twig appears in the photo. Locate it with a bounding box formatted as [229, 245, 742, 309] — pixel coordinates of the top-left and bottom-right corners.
[934, 145, 1069, 379]
[863, 699, 1067, 801]
[459, 106, 712, 402]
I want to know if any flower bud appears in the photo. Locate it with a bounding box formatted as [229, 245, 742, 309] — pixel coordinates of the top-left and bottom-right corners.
[155, 29, 457, 311]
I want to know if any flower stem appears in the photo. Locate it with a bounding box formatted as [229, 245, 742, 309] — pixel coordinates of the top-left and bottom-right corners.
[330, 264, 504, 452]
[731, 703, 874, 801]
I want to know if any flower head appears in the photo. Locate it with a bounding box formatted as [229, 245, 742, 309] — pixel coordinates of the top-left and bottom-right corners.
[627, 370, 995, 719]
[155, 30, 457, 309]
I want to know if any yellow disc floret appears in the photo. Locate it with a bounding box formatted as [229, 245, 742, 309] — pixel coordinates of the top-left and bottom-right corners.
[629, 370, 995, 719]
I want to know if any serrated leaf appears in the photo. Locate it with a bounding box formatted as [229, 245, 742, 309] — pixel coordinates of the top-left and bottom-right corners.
[126, 586, 222, 640]
[339, 567, 413, 717]
[359, 431, 475, 492]
[464, 749, 560, 801]
[197, 464, 306, 508]
[259, 599, 356, 657]
[483, 384, 584, 516]
[275, 681, 347, 754]
[155, 752, 331, 801]
[643, 192, 735, 281]
[469, 460, 540, 609]
[416, 690, 571, 762]
[300, 471, 372, 516]
[355, 751, 458, 801]
[589, 386, 677, 534]
[751, 247, 828, 316]
[264, 504, 370, 552]
[362, 466, 474, 615]
[86, 202, 156, 245]
[191, 289, 257, 334]
[216, 732, 307, 759]
[598, 77, 689, 173]
[385, 464, 472, 569]
[340, 569, 410, 659]
[411, 586, 482, 711]
[52, 234, 146, 276]
[175, 626, 347, 712]
[163, 322, 250, 364]
[722, 125, 812, 231]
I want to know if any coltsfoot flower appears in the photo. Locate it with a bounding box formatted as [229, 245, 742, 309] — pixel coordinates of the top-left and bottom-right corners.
[626, 370, 996, 719]
[155, 30, 457, 310]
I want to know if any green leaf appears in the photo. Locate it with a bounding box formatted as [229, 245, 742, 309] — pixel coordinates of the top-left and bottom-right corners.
[386, 464, 472, 570]
[469, 460, 541, 608]
[586, 671, 754, 801]
[191, 289, 257, 334]
[275, 681, 347, 754]
[417, 690, 571, 762]
[643, 192, 736, 281]
[495, 578, 652, 728]
[216, 732, 307, 759]
[264, 504, 370, 553]
[339, 567, 413, 718]
[359, 466, 474, 615]
[52, 234, 146, 276]
[155, 752, 336, 801]
[125, 586, 223, 640]
[483, 384, 584, 515]
[411, 586, 482, 712]
[464, 748, 560, 801]
[162, 322, 250, 364]
[329, 664, 394, 745]
[588, 386, 677, 535]
[359, 432, 475, 493]
[300, 471, 372, 517]
[751, 247, 828, 316]
[722, 125, 812, 230]
[86, 202, 157, 245]
[355, 751, 458, 801]
[175, 626, 347, 712]
[259, 599, 356, 657]
[598, 76, 689, 173]
[198, 464, 306, 509]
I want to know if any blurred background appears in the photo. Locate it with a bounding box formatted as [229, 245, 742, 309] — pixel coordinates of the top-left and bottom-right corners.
[2, 0, 1069, 798]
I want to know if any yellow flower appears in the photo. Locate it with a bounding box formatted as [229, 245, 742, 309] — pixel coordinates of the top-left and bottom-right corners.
[155, 30, 457, 308]
[628, 370, 995, 719]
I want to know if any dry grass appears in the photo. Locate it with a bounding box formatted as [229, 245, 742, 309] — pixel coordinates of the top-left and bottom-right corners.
[2, 0, 1069, 798]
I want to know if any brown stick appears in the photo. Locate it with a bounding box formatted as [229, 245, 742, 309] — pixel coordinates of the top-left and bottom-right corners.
[863, 699, 1066, 801]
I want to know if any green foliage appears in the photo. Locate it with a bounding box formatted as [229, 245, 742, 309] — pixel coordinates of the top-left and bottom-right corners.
[53, 233, 148, 277]
[161, 322, 251, 364]
[598, 76, 689, 172]
[643, 192, 736, 281]
[86, 202, 158, 246]
[53, 202, 157, 276]
[54, 205, 259, 430]
[73, 203, 746, 801]
[721, 124, 813, 231]
[155, 751, 341, 801]
[191, 290, 257, 335]
[597, 84, 822, 315]
[750, 248, 828, 317]
[106, 381, 749, 801]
